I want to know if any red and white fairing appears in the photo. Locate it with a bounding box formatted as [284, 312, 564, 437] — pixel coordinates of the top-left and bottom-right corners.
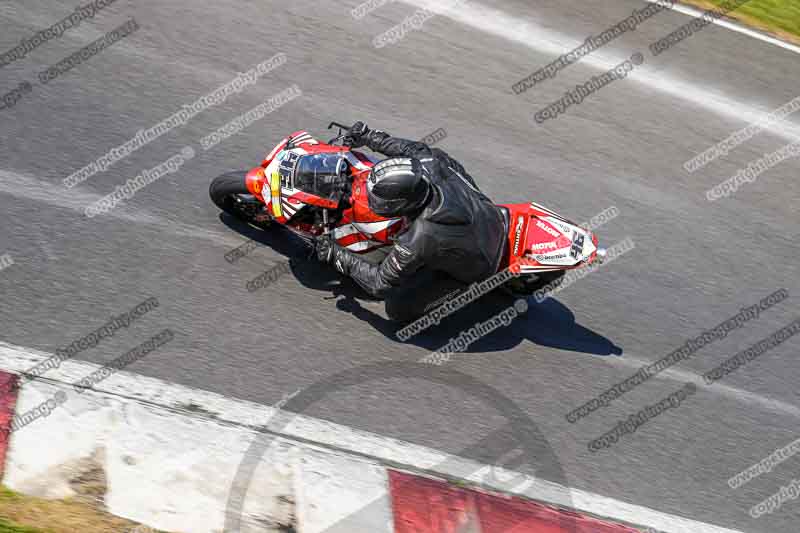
[504, 201, 599, 274]
[242, 129, 602, 272]
[247, 131, 404, 253]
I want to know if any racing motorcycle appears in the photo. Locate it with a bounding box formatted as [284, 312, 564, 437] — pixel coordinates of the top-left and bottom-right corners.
[209, 122, 606, 295]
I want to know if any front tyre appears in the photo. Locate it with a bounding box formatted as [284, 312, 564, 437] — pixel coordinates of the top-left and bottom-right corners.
[210, 171, 272, 230]
[209, 171, 250, 217]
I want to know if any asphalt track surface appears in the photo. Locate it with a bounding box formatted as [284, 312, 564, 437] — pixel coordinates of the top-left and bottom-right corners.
[1, 1, 799, 531]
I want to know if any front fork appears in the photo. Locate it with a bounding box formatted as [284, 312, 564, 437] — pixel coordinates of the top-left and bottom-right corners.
[322, 209, 331, 235]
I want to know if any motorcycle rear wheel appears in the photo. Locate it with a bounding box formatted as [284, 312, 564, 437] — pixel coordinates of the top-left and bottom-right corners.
[506, 271, 565, 296]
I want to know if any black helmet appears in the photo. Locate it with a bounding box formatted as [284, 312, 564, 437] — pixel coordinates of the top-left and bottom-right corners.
[367, 157, 431, 217]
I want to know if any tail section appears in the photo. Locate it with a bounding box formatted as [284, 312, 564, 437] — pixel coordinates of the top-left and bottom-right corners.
[501, 202, 599, 274]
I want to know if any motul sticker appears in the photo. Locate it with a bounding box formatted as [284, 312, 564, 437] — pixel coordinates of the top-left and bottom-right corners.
[531, 241, 558, 251]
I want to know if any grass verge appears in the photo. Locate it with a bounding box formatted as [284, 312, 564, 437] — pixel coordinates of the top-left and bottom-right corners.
[0, 486, 167, 533]
[0, 516, 46, 533]
[679, 0, 800, 45]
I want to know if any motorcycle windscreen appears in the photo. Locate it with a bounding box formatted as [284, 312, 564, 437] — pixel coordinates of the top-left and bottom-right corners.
[292, 153, 349, 204]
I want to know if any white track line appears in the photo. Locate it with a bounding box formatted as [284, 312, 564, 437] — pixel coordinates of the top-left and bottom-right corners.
[647, 0, 800, 55]
[412, 1, 800, 419]
[613, 354, 800, 419]
[0, 168, 244, 249]
[401, 0, 800, 143]
[0, 341, 746, 533]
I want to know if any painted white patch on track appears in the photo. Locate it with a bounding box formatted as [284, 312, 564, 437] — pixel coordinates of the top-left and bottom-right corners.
[0, 341, 747, 533]
[297, 449, 394, 533]
[400, 0, 800, 143]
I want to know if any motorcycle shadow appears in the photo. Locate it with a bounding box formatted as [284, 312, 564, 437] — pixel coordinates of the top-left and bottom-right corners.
[219, 213, 383, 301]
[220, 214, 621, 357]
[337, 290, 622, 358]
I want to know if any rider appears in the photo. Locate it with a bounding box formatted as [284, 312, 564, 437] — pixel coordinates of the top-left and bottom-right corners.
[315, 122, 507, 322]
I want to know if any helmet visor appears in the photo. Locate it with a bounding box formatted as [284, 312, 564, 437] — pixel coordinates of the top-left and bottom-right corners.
[367, 192, 408, 217]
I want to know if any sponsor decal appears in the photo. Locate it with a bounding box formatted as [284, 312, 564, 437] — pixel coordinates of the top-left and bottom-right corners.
[270, 171, 283, 218]
[513, 216, 525, 255]
[548, 218, 574, 235]
[531, 241, 558, 251]
[536, 219, 560, 238]
[537, 253, 568, 261]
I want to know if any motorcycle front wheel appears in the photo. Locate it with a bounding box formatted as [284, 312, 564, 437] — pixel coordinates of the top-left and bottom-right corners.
[209, 171, 271, 227]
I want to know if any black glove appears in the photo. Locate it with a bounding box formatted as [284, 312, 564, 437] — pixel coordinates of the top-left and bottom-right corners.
[315, 234, 352, 275]
[344, 121, 370, 148]
[315, 234, 335, 264]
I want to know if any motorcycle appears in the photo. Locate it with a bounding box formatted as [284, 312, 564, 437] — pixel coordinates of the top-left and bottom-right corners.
[209, 122, 606, 296]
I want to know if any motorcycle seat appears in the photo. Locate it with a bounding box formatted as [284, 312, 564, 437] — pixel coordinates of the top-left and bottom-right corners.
[496, 205, 511, 270]
[498, 205, 510, 234]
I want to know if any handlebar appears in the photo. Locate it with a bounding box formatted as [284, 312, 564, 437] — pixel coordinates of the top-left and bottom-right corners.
[328, 121, 352, 131]
[327, 121, 353, 146]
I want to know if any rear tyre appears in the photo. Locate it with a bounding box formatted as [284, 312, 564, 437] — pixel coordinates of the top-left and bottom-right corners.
[526, 270, 565, 292]
[505, 271, 565, 297]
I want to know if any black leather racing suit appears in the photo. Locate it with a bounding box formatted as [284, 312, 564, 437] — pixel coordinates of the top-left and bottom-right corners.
[330, 130, 507, 321]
